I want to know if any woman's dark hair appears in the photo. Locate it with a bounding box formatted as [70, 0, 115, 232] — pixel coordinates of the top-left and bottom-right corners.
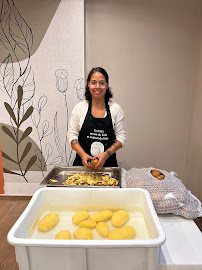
[85, 67, 113, 102]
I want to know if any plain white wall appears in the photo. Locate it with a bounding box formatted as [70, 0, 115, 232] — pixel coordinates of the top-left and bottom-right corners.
[85, 0, 201, 199]
[186, 4, 202, 201]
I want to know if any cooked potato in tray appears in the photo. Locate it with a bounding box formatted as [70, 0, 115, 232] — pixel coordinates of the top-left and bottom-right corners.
[63, 173, 119, 186]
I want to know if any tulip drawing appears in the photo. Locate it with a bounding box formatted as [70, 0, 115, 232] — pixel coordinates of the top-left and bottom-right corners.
[55, 69, 68, 93]
[74, 78, 84, 100]
[55, 69, 69, 165]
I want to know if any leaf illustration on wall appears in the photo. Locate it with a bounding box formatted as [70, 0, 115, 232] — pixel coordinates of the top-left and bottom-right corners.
[44, 143, 53, 159]
[20, 142, 32, 163]
[48, 156, 63, 166]
[31, 108, 40, 128]
[0, 1, 43, 182]
[4, 102, 18, 127]
[24, 155, 37, 175]
[12, 65, 35, 109]
[38, 96, 47, 112]
[9, 2, 33, 55]
[2, 85, 38, 182]
[2, 125, 16, 142]
[42, 120, 53, 137]
[18, 85, 23, 109]
[35, 149, 43, 164]
[3, 168, 21, 176]
[2, 151, 17, 164]
[0, 0, 33, 57]
[0, 1, 13, 48]
[1, 123, 47, 172]
[29, 95, 52, 175]
[0, 54, 14, 97]
[0, 0, 33, 101]
[20, 106, 34, 126]
[19, 126, 32, 144]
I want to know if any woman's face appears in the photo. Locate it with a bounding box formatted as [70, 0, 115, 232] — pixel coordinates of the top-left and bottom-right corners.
[88, 72, 108, 100]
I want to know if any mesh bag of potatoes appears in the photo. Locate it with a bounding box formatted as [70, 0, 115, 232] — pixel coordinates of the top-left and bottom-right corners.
[125, 167, 202, 219]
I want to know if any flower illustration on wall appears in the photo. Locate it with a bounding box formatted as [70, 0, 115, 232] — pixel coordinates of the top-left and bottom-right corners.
[75, 78, 84, 100]
[55, 69, 70, 165]
[54, 72, 85, 166]
[30, 95, 61, 176]
[0, 0, 84, 186]
[56, 69, 68, 93]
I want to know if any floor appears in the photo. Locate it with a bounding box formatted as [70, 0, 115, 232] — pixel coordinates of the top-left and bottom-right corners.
[0, 196, 31, 270]
[0, 196, 202, 270]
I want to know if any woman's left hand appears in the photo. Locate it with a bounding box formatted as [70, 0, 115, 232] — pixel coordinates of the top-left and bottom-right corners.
[93, 152, 108, 169]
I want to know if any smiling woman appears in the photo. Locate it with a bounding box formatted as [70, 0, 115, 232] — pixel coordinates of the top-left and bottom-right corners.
[67, 67, 126, 170]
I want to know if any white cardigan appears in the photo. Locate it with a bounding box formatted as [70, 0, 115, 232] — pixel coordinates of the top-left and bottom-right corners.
[67, 100, 126, 147]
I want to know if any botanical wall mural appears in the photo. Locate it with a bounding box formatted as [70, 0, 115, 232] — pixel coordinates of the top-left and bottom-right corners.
[0, 0, 84, 194]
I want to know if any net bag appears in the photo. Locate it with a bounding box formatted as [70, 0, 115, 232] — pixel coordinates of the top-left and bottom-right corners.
[125, 167, 202, 219]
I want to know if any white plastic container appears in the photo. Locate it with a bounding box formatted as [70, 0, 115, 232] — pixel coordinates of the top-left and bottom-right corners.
[8, 187, 166, 270]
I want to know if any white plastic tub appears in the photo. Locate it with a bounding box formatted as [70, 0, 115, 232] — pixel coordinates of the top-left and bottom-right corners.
[8, 187, 166, 270]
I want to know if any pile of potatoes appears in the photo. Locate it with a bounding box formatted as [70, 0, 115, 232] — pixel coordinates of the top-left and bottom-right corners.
[37, 209, 136, 240]
[150, 169, 165, 180]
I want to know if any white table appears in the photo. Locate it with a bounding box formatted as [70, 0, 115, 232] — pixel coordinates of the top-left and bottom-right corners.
[121, 170, 202, 269]
[158, 214, 202, 269]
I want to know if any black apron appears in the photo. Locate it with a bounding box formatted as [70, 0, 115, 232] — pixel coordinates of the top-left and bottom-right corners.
[73, 101, 118, 167]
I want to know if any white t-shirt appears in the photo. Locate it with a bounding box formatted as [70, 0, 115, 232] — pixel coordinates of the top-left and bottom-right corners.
[67, 100, 126, 147]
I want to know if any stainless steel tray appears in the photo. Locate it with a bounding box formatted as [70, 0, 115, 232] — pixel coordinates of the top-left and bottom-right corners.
[40, 166, 121, 188]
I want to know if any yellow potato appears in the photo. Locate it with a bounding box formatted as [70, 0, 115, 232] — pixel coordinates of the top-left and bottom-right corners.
[91, 159, 99, 168]
[38, 212, 59, 232]
[72, 210, 89, 225]
[74, 228, 93, 240]
[55, 230, 71, 239]
[90, 210, 112, 222]
[96, 222, 109, 238]
[151, 169, 161, 178]
[79, 220, 96, 229]
[63, 172, 118, 186]
[111, 210, 129, 227]
[157, 174, 165, 180]
[108, 225, 136, 240]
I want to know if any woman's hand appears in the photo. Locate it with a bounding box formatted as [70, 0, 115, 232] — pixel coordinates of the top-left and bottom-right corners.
[92, 141, 122, 169]
[71, 139, 94, 169]
[81, 153, 93, 169]
[93, 152, 108, 169]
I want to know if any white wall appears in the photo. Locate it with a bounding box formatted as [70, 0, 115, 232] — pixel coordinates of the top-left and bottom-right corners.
[186, 4, 202, 201]
[85, 0, 201, 199]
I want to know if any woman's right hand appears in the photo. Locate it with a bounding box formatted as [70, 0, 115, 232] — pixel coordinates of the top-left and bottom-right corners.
[71, 139, 93, 169]
[81, 153, 93, 169]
